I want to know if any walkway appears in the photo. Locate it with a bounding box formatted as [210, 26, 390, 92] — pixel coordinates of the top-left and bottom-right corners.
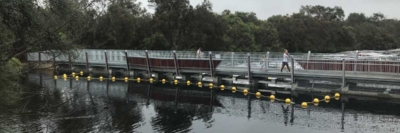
[26, 49, 400, 85]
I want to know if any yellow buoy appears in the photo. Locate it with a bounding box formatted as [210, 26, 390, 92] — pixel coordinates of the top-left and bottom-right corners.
[54, 75, 58, 79]
[75, 76, 79, 80]
[220, 85, 225, 91]
[313, 98, 319, 106]
[174, 79, 178, 85]
[256, 92, 261, 98]
[80, 71, 83, 76]
[324, 95, 330, 103]
[285, 98, 291, 105]
[162, 79, 166, 84]
[99, 76, 103, 81]
[270, 95, 275, 102]
[243, 89, 248, 95]
[334, 93, 340, 100]
[301, 102, 308, 109]
[87, 76, 91, 81]
[63, 74, 67, 78]
[150, 78, 154, 83]
[232, 86, 236, 93]
[137, 77, 141, 83]
[197, 82, 202, 87]
[72, 72, 75, 76]
[209, 83, 213, 88]
[112, 76, 115, 80]
[124, 77, 128, 80]
[186, 80, 191, 86]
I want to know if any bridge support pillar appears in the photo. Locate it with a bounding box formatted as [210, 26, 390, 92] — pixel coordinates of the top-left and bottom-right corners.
[247, 53, 251, 81]
[85, 51, 89, 70]
[145, 50, 152, 75]
[124, 50, 130, 71]
[251, 79, 259, 93]
[104, 50, 110, 77]
[209, 52, 214, 76]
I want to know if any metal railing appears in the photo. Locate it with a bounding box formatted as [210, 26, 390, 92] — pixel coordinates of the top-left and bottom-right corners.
[26, 49, 400, 74]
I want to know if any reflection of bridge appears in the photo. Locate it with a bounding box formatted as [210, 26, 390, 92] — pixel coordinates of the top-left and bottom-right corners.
[27, 72, 400, 133]
[27, 49, 400, 98]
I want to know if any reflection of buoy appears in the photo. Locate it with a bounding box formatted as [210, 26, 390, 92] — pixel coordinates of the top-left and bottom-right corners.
[301, 102, 308, 109]
[150, 78, 154, 83]
[334, 93, 340, 100]
[243, 89, 248, 95]
[256, 92, 261, 98]
[232, 87, 236, 93]
[209, 83, 213, 89]
[285, 98, 291, 105]
[270, 95, 275, 102]
[187, 80, 191, 86]
[324, 95, 330, 103]
[220, 85, 225, 91]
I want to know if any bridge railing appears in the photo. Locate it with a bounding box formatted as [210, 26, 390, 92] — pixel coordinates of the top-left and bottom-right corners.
[26, 49, 400, 74]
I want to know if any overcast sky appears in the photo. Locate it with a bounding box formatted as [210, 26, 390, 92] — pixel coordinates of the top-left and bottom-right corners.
[137, 0, 400, 20]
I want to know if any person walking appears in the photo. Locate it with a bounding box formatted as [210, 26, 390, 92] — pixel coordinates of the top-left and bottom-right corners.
[197, 48, 202, 58]
[260, 55, 265, 71]
[281, 49, 290, 72]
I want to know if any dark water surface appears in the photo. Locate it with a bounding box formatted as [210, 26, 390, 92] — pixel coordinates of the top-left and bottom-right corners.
[2, 72, 400, 133]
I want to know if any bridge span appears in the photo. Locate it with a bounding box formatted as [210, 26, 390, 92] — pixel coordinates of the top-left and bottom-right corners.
[26, 49, 400, 98]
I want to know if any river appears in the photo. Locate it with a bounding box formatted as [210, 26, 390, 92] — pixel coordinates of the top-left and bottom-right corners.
[1, 71, 400, 133]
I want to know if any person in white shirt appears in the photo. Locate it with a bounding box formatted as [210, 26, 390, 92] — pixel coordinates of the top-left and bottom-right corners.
[197, 48, 202, 58]
[281, 49, 290, 72]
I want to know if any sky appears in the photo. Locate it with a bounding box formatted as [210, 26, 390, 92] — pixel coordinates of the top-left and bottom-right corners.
[137, 0, 400, 20]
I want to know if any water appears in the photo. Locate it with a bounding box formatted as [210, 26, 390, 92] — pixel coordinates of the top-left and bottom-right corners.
[1, 72, 400, 133]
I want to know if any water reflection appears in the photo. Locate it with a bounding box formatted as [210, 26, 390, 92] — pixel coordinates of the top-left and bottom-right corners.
[2, 72, 400, 133]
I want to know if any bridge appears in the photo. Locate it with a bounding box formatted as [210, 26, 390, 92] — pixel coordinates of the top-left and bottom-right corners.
[26, 49, 400, 98]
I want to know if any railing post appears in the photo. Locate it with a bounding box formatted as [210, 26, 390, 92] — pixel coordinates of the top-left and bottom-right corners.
[145, 50, 152, 75]
[209, 52, 214, 76]
[342, 59, 346, 87]
[247, 53, 251, 81]
[354, 50, 358, 73]
[38, 52, 41, 63]
[291, 56, 295, 83]
[266, 52, 270, 69]
[68, 52, 72, 70]
[125, 50, 130, 71]
[104, 50, 109, 75]
[231, 52, 234, 67]
[306, 51, 311, 71]
[52, 52, 56, 69]
[85, 51, 89, 69]
[173, 50, 179, 75]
